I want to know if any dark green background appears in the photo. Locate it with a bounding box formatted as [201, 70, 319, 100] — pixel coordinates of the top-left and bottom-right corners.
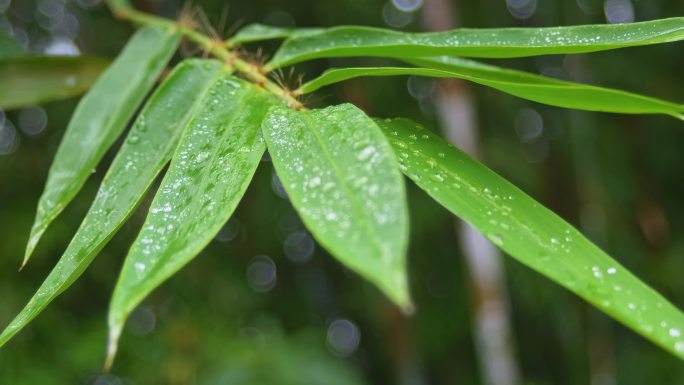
[1, 0, 683, 383]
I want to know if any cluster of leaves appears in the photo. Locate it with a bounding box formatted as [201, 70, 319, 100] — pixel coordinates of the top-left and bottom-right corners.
[1, 1, 684, 368]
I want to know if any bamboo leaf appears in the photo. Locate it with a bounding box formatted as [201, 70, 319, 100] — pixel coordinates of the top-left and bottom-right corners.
[298, 61, 684, 119]
[106, 76, 275, 369]
[23, 25, 180, 267]
[0, 56, 110, 110]
[229, 23, 324, 45]
[262, 103, 411, 311]
[267, 18, 684, 69]
[0, 59, 225, 349]
[376, 117, 684, 361]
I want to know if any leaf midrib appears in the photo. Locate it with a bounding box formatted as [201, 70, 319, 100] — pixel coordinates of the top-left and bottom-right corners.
[117, 76, 252, 316]
[388, 133, 594, 275]
[155, 89, 251, 264]
[300, 111, 389, 267]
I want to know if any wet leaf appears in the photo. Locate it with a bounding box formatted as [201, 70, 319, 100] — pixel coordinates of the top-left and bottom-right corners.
[267, 18, 684, 68]
[262, 103, 411, 311]
[106, 76, 276, 368]
[23, 25, 180, 267]
[0, 56, 110, 110]
[0, 59, 225, 349]
[297, 61, 684, 119]
[376, 117, 684, 361]
[229, 23, 325, 45]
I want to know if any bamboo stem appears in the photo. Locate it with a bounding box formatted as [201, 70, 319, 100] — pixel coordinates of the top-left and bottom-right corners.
[105, 0, 303, 109]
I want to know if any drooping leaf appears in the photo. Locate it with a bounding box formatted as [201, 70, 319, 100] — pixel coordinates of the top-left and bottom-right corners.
[376, 117, 684, 361]
[0, 59, 225, 349]
[262, 103, 411, 311]
[106, 76, 276, 369]
[0, 56, 110, 110]
[267, 18, 684, 69]
[229, 23, 325, 45]
[23, 25, 180, 267]
[0, 30, 25, 59]
[297, 62, 684, 119]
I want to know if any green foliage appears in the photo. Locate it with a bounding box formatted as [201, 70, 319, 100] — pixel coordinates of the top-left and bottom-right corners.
[376, 118, 684, 360]
[107, 75, 277, 367]
[0, 57, 110, 110]
[2, 0, 684, 372]
[262, 104, 410, 310]
[266, 18, 684, 69]
[0, 58, 224, 349]
[228, 23, 325, 44]
[300, 61, 684, 119]
[22, 25, 180, 267]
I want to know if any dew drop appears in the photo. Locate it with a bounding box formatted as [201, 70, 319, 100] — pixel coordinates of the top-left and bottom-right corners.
[127, 135, 140, 144]
[430, 173, 445, 182]
[487, 233, 504, 247]
[309, 176, 321, 188]
[137, 117, 147, 132]
[357, 145, 376, 161]
[195, 151, 211, 163]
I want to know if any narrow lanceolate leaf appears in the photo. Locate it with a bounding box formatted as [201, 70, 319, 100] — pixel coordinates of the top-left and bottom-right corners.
[267, 18, 684, 69]
[262, 104, 411, 311]
[229, 23, 325, 45]
[23, 25, 180, 267]
[298, 62, 684, 119]
[0, 59, 224, 349]
[376, 117, 684, 361]
[0, 56, 110, 110]
[106, 76, 275, 369]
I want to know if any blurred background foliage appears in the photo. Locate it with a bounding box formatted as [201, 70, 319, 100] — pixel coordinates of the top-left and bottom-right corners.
[1, 0, 684, 384]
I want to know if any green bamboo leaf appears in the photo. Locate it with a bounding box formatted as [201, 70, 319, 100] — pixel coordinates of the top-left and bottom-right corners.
[23, 25, 180, 267]
[376, 117, 684, 361]
[267, 18, 684, 69]
[106, 76, 275, 369]
[0, 59, 225, 349]
[297, 62, 684, 119]
[0, 56, 110, 110]
[262, 103, 411, 312]
[229, 23, 325, 45]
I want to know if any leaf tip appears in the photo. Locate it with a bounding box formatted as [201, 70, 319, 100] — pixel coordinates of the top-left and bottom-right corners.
[20, 225, 46, 270]
[400, 300, 416, 316]
[383, 273, 414, 316]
